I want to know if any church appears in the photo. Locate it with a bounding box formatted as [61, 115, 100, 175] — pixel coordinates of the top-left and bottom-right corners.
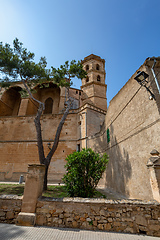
[0, 54, 160, 202]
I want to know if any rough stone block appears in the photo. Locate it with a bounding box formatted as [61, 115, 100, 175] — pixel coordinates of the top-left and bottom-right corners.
[149, 225, 160, 231]
[6, 211, 14, 219]
[108, 218, 113, 222]
[16, 212, 36, 226]
[52, 217, 59, 223]
[80, 217, 86, 222]
[49, 209, 56, 215]
[58, 219, 62, 224]
[99, 210, 105, 216]
[122, 217, 132, 222]
[93, 220, 97, 226]
[124, 227, 134, 233]
[135, 215, 147, 226]
[0, 211, 5, 217]
[113, 221, 121, 227]
[66, 218, 73, 222]
[75, 215, 80, 220]
[64, 213, 70, 218]
[97, 224, 104, 230]
[72, 221, 78, 228]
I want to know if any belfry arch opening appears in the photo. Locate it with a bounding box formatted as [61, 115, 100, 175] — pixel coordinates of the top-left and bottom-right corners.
[86, 76, 89, 83]
[96, 64, 100, 70]
[97, 75, 101, 82]
[86, 65, 89, 71]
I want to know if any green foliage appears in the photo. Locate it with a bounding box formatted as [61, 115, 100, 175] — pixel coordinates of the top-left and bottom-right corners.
[0, 38, 88, 191]
[0, 38, 87, 90]
[19, 89, 29, 98]
[0, 184, 24, 196]
[63, 148, 109, 198]
[51, 60, 86, 87]
[0, 81, 10, 88]
[0, 184, 106, 198]
[0, 38, 47, 84]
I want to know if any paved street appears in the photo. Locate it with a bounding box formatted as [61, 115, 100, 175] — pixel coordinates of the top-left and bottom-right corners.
[0, 223, 159, 240]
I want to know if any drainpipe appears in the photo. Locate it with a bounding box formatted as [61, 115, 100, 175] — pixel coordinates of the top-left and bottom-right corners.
[151, 59, 160, 95]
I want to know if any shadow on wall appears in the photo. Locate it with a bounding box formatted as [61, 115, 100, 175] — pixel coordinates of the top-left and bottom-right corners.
[105, 124, 132, 197]
[90, 122, 132, 197]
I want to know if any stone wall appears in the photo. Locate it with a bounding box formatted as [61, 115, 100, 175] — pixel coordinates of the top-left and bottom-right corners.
[0, 113, 78, 182]
[0, 195, 160, 237]
[0, 195, 22, 224]
[88, 63, 160, 200]
[35, 197, 160, 237]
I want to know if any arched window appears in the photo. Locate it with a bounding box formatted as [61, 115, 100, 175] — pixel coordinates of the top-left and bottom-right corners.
[86, 65, 89, 71]
[86, 76, 89, 83]
[44, 97, 53, 114]
[97, 75, 101, 82]
[96, 64, 100, 70]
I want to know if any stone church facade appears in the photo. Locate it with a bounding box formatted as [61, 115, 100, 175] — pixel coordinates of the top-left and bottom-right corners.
[0, 54, 160, 201]
[0, 54, 107, 183]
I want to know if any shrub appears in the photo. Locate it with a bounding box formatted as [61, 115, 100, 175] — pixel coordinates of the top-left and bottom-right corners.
[63, 148, 109, 198]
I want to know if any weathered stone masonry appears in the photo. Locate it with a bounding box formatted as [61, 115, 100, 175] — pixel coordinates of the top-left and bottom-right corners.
[0, 54, 160, 202]
[0, 54, 107, 184]
[35, 198, 160, 237]
[0, 195, 160, 237]
[0, 195, 22, 224]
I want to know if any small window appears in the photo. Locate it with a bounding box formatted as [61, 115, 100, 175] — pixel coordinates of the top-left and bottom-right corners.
[107, 128, 110, 143]
[86, 65, 89, 71]
[96, 64, 100, 70]
[86, 76, 89, 83]
[44, 97, 53, 114]
[77, 144, 80, 152]
[97, 75, 101, 82]
[76, 90, 78, 94]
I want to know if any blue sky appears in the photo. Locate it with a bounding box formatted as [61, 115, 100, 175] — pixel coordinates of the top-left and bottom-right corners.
[0, 0, 160, 104]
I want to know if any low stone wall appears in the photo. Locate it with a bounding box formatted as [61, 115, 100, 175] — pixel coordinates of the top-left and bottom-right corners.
[0, 195, 160, 237]
[36, 197, 160, 237]
[0, 195, 22, 224]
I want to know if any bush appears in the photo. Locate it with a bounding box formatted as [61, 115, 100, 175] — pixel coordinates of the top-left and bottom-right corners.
[63, 148, 109, 198]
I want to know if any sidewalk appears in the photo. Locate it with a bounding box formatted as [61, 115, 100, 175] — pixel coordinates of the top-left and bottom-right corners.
[0, 223, 159, 240]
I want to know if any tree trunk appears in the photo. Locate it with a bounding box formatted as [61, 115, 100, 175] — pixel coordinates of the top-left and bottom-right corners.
[43, 164, 49, 191]
[34, 103, 45, 164]
[22, 80, 72, 191]
[43, 96, 72, 190]
[21, 78, 46, 164]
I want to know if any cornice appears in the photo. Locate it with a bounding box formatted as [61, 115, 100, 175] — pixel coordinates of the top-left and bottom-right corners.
[81, 81, 107, 89]
[81, 54, 105, 64]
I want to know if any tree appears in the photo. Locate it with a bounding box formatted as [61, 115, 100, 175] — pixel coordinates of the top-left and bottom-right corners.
[63, 148, 109, 198]
[0, 38, 87, 190]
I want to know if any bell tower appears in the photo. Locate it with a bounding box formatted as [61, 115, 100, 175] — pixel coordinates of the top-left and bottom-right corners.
[81, 54, 107, 111]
